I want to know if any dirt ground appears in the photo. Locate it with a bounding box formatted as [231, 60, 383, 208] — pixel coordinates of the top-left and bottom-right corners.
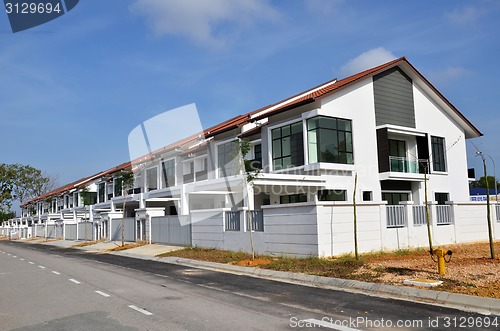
[160, 241, 500, 299]
[352, 242, 500, 299]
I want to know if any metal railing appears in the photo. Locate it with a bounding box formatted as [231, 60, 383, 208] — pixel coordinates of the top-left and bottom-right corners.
[436, 205, 453, 225]
[386, 205, 407, 228]
[413, 205, 428, 225]
[247, 210, 264, 232]
[225, 211, 240, 231]
[496, 204, 500, 221]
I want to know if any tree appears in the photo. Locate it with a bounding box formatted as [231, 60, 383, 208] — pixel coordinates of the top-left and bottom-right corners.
[237, 139, 262, 260]
[115, 170, 134, 247]
[0, 163, 56, 214]
[0, 211, 15, 222]
[0, 164, 16, 214]
[470, 176, 498, 190]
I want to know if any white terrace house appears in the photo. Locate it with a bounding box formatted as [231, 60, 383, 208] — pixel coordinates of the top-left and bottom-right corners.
[3, 57, 499, 257]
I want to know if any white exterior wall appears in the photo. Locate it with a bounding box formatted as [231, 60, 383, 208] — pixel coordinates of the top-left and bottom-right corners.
[318, 80, 382, 201]
[263, 204, 319, 257]
[317, 203, 384, 256]
[413, 84, 470, 202]
[452, 202, 498, 243]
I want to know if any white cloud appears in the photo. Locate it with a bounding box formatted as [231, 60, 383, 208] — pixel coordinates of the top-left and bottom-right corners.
[445, 6, 484, 25]
[340, 48, 397, 76]
[130, 0, 279, 48]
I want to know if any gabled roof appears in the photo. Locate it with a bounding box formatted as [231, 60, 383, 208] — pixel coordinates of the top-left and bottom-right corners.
[248, 56, 482, 138]
[21, 161, 131, 207]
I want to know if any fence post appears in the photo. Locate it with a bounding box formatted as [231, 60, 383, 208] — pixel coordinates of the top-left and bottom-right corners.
[242, 209, 247, 232]
[429, 201, 438, 245]
[493, 203, 499, 239]
[400, 201, 414, 247]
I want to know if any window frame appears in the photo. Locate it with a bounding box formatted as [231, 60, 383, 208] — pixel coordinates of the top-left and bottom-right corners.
[145, 166, 159, 192]
[307, 116, 354, 165]
[280, 193, 308, 204]
[434, 192, 449, 205]
[270, 120, 304, 171]
[431, 136, 447, 172]
[381, 191, 411, 205]
[216, 139, 240, 178]
[161, 158, 176, 188]
[317, 189, 347, 202]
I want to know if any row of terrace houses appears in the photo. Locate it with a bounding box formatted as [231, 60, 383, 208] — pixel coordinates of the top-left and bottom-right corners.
[2, 57, 499, 257]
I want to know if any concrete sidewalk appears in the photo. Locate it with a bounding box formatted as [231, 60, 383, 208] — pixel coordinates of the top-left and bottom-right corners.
[24, 238, 500, 316]
[111, 244, 182, 258]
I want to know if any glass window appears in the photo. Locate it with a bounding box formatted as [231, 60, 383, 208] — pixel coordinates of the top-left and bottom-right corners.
[250, 143, 262, 170]
[362, 191, 373, 201]
[382, 192, 409, 205]
[272, 122, 304, 170]
[98, 183, 105, 203]
[218, 140, 239, 177]
[389, 139, 406, 157]
[431, 136, 446, 172]
[183, 161, 194, 183]
[389, 139, 407, 172]
[254, 144, 262, 161]
[435, 192, 449, 205]
[114, 177, 123, 197]
[318, 189, 347, 201]
[307, 116, 353, 165]
[280, 193, 307, 204]
[161, 159, 176, 188]
[146, 168, 158, 192]
[195, 158, 208, 181]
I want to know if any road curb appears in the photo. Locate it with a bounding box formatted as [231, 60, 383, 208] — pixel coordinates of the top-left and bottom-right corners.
[57, 242, 500, 316]
[152, 256, 500, 316]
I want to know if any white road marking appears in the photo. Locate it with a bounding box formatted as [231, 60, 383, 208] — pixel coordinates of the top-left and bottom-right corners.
[52, 271, 61, 275]
[128, 305, 153, 316]
[197, 283, 271, 302]
[38, 266, 46, 269]
[19, 258, 25, 261]
[28, 261, 35, 264]
[12, 255, 17, 258]
[301, 319, 361, 331]
[69, 279, 81, 284]
[7, 253, 11, 256]
[95, 291, 110, 297]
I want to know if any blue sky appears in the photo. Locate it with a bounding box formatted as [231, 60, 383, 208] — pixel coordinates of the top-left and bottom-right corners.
[1, 0, 499, 189]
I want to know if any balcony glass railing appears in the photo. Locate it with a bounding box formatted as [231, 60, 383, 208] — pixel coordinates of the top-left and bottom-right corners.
[389, 157, 428, 174]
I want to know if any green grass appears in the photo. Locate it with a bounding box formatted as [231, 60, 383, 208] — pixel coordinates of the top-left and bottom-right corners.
[159, 247, 374, 280]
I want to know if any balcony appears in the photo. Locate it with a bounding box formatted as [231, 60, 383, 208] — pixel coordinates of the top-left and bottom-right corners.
[380, 157, 429, 181]
[389, 157, 428, 174]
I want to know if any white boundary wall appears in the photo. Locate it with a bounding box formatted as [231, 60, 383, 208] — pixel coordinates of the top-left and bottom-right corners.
[191, 202, 500, 258]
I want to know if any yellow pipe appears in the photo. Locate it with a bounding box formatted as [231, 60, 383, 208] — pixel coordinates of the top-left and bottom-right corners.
[432, 248, 447, 276]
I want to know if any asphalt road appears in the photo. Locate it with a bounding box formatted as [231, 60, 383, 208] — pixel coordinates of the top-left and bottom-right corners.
[0, 240, 498, 331]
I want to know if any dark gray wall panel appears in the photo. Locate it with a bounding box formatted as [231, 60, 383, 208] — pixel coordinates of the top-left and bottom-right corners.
[376, 128, 390, 173]
[65, 224, 77, 240]
[151, 216, 191, 246]
[374, 67, 415, 128]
